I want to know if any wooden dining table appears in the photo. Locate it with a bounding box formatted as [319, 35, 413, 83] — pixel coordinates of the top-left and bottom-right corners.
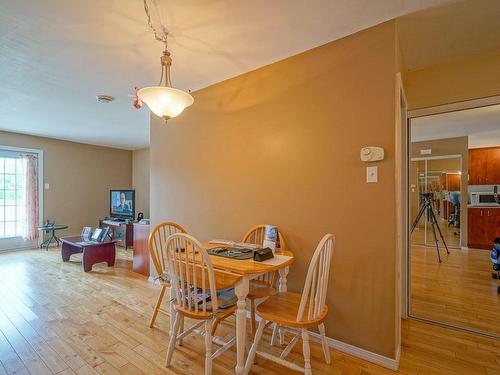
[168, 242, 294, 375]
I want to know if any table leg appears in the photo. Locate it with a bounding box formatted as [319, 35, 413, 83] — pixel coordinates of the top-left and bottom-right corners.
[278, 266, 289, 293]
[82, 243, 116, 272]
[61, 242, 82, 262]
[107, 244, 116, 267]
[43, 230, 56, 250]
[276, 266, 289, 346]
[40, 237, 48, 249]
[46, 234, 53, 250]
[234, 277, 249, 375]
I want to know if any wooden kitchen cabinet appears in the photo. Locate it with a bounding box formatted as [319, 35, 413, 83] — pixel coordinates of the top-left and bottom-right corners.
[469, 147, 500, 185]
[468, 207, 500, 249]
[487, 147, 500, 184]
[468, 208, 487, 248]
[469, 148, 488, 185]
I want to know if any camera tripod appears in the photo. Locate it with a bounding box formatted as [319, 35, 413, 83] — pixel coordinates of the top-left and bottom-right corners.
[411, 194, 450, 262]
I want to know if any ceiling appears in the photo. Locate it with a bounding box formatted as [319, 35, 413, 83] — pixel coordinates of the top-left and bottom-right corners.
[411, 104, 500, 148]
[397, 0, 500, 71]
[0, 0, 451, 150]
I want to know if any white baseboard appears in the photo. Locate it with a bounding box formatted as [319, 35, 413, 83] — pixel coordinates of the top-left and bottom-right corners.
[149, 286, 401, 371]
[281, 326, 400, 371]
[310, 331, 400, 370]
[0, 242, 38, 253]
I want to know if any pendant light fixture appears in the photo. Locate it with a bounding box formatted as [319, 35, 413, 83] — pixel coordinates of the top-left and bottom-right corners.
[137, 0, 193, 122]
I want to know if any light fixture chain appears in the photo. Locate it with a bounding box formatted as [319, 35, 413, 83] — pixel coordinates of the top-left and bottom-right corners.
[138, 0, 193, 123]
[144, 0, 168, 44]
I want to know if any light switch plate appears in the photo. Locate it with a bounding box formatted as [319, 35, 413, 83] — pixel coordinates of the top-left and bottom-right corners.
[44, 183, 50, 190]
[366, 166, 378, 183]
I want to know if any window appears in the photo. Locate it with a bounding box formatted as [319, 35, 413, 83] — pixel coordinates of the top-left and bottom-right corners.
[0, 153, 27, 238]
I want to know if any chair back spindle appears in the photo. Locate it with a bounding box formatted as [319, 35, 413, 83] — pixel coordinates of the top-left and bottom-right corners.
[166, 233, 219, 314]
[297, 234, 335, 322]
[149, 222, 187, 279]
[242, 224, 287, 251]
[242, 224, 287, 286]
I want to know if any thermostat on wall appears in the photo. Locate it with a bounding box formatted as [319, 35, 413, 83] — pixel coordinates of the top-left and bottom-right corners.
[360, 146, 384, 162]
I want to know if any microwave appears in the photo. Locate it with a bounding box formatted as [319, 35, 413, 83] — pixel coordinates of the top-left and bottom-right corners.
[470, 192, 499, 206]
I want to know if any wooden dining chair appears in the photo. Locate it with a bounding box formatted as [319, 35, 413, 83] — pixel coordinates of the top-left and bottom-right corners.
[244, 234, 335, 375]
[242, 225, 287, 337]
[148, 221, 187, 328]
[165, 233, 237, 375]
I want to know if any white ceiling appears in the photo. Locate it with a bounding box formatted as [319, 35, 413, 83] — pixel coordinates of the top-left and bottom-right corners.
[411, 104, 500, 148]
[0, 0, 450, 150]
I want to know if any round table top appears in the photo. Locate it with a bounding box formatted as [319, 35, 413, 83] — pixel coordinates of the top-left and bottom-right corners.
[38, 225, 69, 231]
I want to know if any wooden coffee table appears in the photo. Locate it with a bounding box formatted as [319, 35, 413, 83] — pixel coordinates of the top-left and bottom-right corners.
[60, 236, 117, 272]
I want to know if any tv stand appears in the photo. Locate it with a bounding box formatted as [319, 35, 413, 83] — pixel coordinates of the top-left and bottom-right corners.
[99, 219, 133, 249]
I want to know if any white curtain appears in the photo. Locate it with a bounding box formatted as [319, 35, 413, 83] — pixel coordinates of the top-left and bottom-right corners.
[22, 155, 38, 241]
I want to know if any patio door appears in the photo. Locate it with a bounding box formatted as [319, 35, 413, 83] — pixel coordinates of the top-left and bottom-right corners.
[0, 147, 42, 251]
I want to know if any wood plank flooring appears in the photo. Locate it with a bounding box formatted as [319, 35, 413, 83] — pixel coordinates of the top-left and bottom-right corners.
[411, 218, 461, 249]
[410, 244, 500, 337]
[0, 247, 499, 374]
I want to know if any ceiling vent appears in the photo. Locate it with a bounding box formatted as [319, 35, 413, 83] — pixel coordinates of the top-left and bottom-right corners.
[96, 94, 115, 103]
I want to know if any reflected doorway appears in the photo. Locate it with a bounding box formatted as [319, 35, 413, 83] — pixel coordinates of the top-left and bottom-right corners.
[410, 156, 462, 251]
[407, 101, 500, 338]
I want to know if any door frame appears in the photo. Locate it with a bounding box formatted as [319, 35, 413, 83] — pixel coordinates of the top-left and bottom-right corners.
[404, 94, 500, 339]
[0, 145, 44, 252]
[395, 73, 408, 362]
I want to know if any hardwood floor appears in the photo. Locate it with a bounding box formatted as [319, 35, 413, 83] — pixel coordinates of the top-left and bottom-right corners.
[411, 217, 461, 249]
[0, 248, 499, 374]
[411, 243, 500, 337]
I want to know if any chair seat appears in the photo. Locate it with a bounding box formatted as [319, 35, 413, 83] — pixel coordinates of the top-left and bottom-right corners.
[175, 303, 236, 321]
[247, 279, 275, 300]
[256, 292, 328, 328]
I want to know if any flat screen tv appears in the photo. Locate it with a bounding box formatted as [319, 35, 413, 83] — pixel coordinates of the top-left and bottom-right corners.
[110, 190, 135, 220]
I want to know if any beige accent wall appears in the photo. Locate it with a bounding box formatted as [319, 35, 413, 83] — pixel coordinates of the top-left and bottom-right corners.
[132, 148, 150, 219]
[150, 22, 399, 358]
[0, 131, 132, 236]
[410, 137, 468, 246]
[404, 49, 500, 110]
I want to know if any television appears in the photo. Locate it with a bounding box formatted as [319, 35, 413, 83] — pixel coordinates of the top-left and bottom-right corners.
[110, 190, 135, 220]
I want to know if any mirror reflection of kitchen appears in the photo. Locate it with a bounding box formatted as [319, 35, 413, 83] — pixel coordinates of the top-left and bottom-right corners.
[409, 103, 500, 336]
[410, 156, 462, 250]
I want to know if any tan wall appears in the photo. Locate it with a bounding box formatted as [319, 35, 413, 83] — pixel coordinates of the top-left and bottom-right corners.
[410, 137, 468, 246]
[0, 131, 132, 236]
[150, 22, 399, 358]
[404, 49, 500, 109]
[132, 148, 150, 218]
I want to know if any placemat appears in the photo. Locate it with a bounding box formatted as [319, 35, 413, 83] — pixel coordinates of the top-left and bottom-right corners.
[207, 246, 254, 260]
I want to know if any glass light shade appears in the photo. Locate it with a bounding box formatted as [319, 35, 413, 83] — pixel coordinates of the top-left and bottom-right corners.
[137, 86, 194, 119]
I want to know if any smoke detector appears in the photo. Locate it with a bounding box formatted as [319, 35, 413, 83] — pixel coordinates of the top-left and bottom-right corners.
[96, 94, 115, 103]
